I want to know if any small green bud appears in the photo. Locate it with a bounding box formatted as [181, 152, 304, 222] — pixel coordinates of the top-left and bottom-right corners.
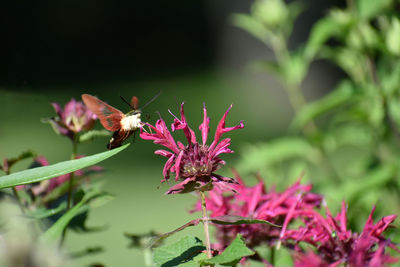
[252, 0, 288, 28]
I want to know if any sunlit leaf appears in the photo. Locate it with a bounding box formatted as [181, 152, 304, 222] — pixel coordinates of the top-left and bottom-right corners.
[40, 189, 110, 242]
[0, 144, 129, 189]
[237, 137, 318, 174]
[291, 80, 355, 129]
[232, 14, 272, 43]
[357, 0, 392, 19]
[305, 17, 340, 60]
[199, 234, 254, 266]
[153, 236, 206, 267]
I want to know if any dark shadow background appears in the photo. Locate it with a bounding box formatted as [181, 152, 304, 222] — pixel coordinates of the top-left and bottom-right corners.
[0, 0, 343, 87]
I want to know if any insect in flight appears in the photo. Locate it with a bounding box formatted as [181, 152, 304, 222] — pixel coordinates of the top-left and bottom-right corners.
[82, 92, 160, 149]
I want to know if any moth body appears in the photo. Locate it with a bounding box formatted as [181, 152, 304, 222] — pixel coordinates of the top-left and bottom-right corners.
[121, 112, 141, 131]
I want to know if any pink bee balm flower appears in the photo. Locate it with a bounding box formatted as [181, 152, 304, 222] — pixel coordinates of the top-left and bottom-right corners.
[191, 171, 323, 252]
[286, 202, 399, 267]
[140, 103, 244, 194]
[49, 98, 97, 140]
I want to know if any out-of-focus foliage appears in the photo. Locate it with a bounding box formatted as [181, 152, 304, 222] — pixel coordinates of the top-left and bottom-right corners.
[234, 0, 400, 228]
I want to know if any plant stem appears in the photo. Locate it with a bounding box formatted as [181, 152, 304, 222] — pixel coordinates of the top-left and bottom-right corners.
[67, 137, 78, 209]
[270, 246, 275, 266]
[200, 191, 212, 260]
[60, 136, 78, 247]
[5, 168, 25, 214]
[12, 186, 25, 214]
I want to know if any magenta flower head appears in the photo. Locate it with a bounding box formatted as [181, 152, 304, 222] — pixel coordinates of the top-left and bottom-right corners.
[49, 98, 97, 140]
[140, 103, 244, 194]
[191, 171, 323, 252]
[287, 202, 400, 267]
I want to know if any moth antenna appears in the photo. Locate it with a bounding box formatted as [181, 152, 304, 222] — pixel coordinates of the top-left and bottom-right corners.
[174, 96, 180, 113]
[120, 95, 134, 109]
[141, 91, 162, 111]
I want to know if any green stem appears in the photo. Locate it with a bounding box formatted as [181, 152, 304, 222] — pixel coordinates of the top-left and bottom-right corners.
[200, 191, 213, 265]
[67, 137, 78, 210]
[270, 33, 342, 182]
[270, 34, 317, 135]
[270, 246, 275, 266]
[12, 186, 25, 214]
[5, 168, 25, 215]
[60, 135, 79, 247]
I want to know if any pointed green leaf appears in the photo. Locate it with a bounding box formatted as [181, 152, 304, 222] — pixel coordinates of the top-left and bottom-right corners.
[357, 0, 392, 19]
[25, 202, 67, 219]
[40, 189, 109, 242]
[291, 80, 355, 129]
[210, 215, 281, 228]
[0, 144, 129, 189]
[40, 199, 86, 243]
[79, 129, 111, 143]
[232, 14, 272, 43]
[305, 17, 340, 60]
[153, 236, 206, 267]
[237, 137, 318, 174]
[199, 234, 254, 266]
[150, 219, 201, 248]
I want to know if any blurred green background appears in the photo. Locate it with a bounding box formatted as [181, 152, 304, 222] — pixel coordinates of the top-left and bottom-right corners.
[4, 0, 397, 266]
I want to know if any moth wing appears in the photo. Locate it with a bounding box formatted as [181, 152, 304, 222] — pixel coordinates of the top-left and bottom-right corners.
[82, 94, 124, 131]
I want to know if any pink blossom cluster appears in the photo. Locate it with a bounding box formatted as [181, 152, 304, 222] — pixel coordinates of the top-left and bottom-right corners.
[50, 98, 97, 140]
[289, 202, 399, 267]
[192, 171, 323, 251]
[194, 171, 399, 266]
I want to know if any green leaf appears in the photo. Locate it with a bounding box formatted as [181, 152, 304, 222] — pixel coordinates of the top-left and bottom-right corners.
[153, 236, 206, 267]
[357, 0, 392, 19]
[25, 202, 67, 219]
[389, 97, 400, 130]
[386, 17, 400, 56]
[232, 14, 272, 43]
[1, 150, 37, 173]
[305, 17, 340, 60]
[381, 61, 400, 96]
[199, 234, 254, 266]
[320, 47, 367, 84]
[291, 80, 355, 129]
[40, 189, 108, 242]
[210, 215, 281, 228]
[79, 129, 111, 143]
[326, 165, 396, 204]
[237, 137, 318, 174]
[150, 219, 201, 248]
[0, 144, 129, 189]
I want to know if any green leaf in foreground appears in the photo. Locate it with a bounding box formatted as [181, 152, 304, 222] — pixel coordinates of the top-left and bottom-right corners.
[153, 236, 206, 267]
[0, 144, 129, 189]
[200, 234, 254, 266]
[40, 189, 111, 242]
